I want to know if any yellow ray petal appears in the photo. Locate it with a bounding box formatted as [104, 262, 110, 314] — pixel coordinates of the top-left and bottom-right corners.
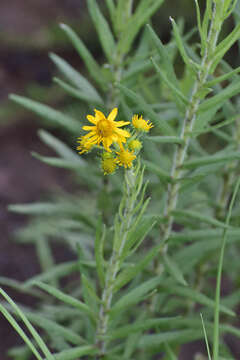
[86, 115, 97, 124]
[115, 120, 130, 127]
[108, 107, 118, 122]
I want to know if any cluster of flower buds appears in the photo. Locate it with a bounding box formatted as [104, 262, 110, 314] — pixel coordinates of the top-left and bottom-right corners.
[77, 108, 153, 175]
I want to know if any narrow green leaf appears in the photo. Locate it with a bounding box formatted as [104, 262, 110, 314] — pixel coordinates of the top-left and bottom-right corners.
[33, 281, 94, 318]
[146, 24, 178, 87]
[172, 209, 230, 229]
[200, 314, 212, 360]
[147, 136, 184, 145]
[206, 65, 240, 87]
[24, 261, 79, 287]
[9, 95, 81, 133]
[163, 254, 188, 286]
[50, 53, 103, 103]
[114, 242, 164, 292]
[87, 0, 115, 62]
[164, 343, 178, 360]
[211, 22, 240, 72]
[123, 213, 156, 256]
[162, 285, 235, 317]
[199, 81, 240, 113]
[151, 57, 189, 106]
[182, 152, 240, 169]
[170, 17, 198, 71]
[24, 312, 84, 345]
[139, 329, 203, 348]
[0, 288, 54, 360]
[213, 178, 240, 360]
[60, 23, 106, 89]
[117, 84, 175, 135]
[31, 152, 85, 171]
[108, 317, 180, 340]
[54, 77, 102, 104]
[48, 346, 97, 360]
[117, 0, 164, 54]
[38, 130, 84, 164]
[0, 303, 43, 360]
[143, 160, 172, 182]
[111, 276, 163, 314]
[95, 220, 105, 287]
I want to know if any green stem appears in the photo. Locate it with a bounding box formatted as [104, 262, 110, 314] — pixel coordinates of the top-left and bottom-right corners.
[159, 1, 223, 250]
[216, 119, 240, 219]
[212, 177, 240, 360]
[96, 169, 137, 356]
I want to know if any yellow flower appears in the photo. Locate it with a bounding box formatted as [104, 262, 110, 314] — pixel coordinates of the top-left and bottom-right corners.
[77, 135, 94, 154]
[128, 139, 142, 151]
[132, 114, 153, 132]
[101, 153, 117, 175]
[82, 108, 130, 152]
[116, 148, 136, 169]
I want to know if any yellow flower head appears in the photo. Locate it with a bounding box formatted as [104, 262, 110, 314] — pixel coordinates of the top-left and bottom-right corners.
[116, 148, 136, 169]
[128, 139, 142, 151]
[101, 153, 117, 175]
[82, 108, 130, 152]
[132, 114, 153, 132]
[77, 135, 94, 154]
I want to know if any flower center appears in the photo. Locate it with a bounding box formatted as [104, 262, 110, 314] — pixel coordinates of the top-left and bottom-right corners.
[97, 119, 113, 137]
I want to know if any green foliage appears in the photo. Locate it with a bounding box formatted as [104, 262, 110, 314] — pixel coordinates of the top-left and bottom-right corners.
[3, 0, 240, 359]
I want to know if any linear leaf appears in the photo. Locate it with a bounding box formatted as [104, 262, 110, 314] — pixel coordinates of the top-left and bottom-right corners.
[147, 136, 184, 145]
[0, 303, 43, 360]
[95, 220, 105, 288]
[182, 152, 240, 169]
[199, 81, 240, 113]
[139, 329, 203, 348]
[114, 242, 164, 292]
[87, 0, 115, 61]
[151, 57, 189, 107]
[163, 254, 188, 286]
[48, 346, 97, 360]
[0, 288, 54, 360]
[108, 317, 180, 340]
[117, 0, 164, 54]
[172, 209, 230, 229]
[117, 84, 175, 135]
[33, 282, 94, 318]
[24, 261, 79, 287]
[9, 95, 81, 133]
[161, 285, 235, 317]
[50, 53, 103, 103]
[60, 24, 106, 89]
[38, 130, 84, 163]
[111, 276, 163, 314]
[54, 77, 102, 104]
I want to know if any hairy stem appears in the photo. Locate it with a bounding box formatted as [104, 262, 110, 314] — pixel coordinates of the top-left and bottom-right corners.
[159, 2, 223, 251]
[96, 169, 137, 356]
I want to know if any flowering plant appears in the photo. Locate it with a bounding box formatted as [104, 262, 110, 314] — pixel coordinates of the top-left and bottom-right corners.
[2, 1, 240, 359]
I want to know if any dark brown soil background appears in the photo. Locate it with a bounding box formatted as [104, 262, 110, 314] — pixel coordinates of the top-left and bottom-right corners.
[0, 1, 239, 359]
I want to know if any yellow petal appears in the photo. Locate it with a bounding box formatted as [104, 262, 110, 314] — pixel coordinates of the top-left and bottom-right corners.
[102, 137, 112, 151]
[94, 109, 106, 120]
[115, 128, 131, 137]
[82, 125, 96, 131]
[115, 120, 130, 127]
[86, 115, 97, 124]
[108, 108, 118, 122]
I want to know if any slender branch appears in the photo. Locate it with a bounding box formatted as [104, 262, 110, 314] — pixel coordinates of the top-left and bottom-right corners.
[96, 169, 137, 356]
[158, 2, 224, 254]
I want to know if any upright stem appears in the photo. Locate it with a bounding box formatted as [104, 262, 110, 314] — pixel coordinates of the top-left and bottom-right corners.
[216, 118, 240, 219]
[96, 169, 137, 356]
[159, 2, 223, 249]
